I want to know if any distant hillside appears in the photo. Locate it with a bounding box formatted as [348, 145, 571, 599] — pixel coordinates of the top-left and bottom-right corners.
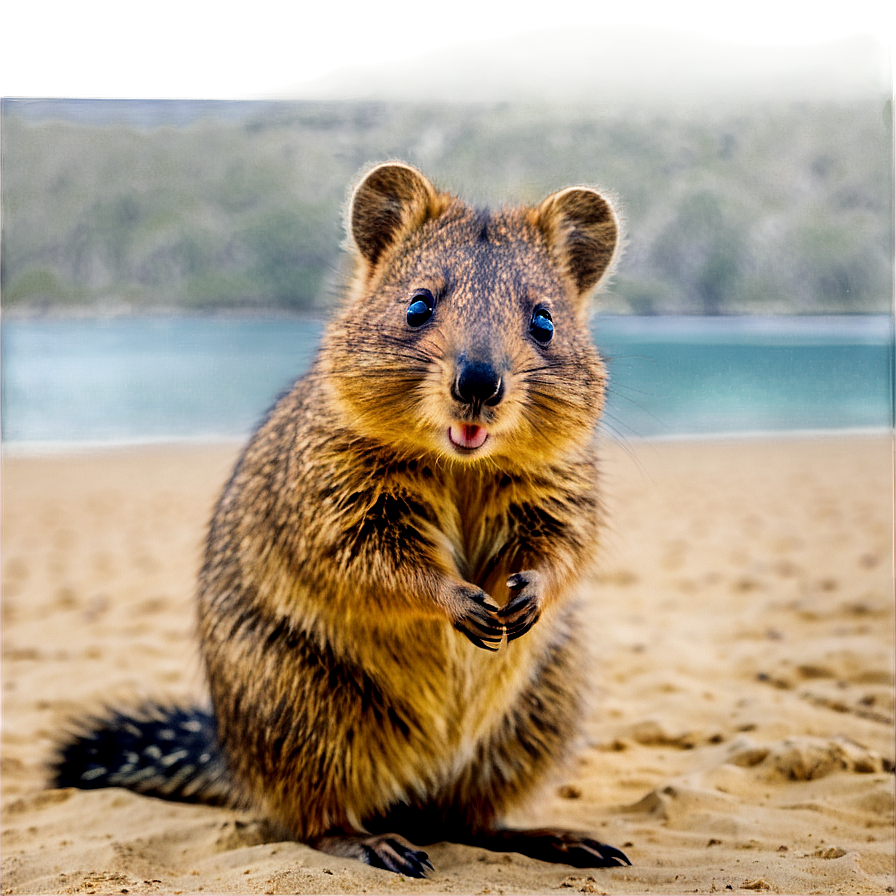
[1, 98, 892, 316]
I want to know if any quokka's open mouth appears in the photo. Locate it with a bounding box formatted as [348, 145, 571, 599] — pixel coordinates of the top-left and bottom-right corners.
[448, 424, 489, 451]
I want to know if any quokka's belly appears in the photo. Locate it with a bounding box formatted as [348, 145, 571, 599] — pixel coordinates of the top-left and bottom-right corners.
[419, 617, 568, 756]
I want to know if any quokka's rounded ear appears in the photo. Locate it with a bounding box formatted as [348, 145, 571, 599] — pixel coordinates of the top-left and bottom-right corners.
[349, 162, 443, 267]
[536, 187, 619, 297]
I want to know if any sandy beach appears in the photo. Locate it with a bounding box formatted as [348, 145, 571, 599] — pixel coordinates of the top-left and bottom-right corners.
[1, 434, 893, 895]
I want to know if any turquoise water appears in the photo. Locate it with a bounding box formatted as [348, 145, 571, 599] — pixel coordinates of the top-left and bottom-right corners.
[1, 315, 892, 446]
[595, 315, 894, 440]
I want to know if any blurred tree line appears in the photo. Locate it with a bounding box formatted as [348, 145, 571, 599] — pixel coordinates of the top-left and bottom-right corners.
[1, 98, 892, 315]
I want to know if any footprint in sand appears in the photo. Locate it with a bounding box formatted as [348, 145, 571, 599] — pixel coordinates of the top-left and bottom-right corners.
[727, 734, 887, 780]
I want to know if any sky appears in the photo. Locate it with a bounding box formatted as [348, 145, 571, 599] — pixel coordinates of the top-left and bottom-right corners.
[1, 0, 893, 99]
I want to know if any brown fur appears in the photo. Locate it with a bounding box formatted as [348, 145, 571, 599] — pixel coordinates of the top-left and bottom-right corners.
[55, 162, 629, 876]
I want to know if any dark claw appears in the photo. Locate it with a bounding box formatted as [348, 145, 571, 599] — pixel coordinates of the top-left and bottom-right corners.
[454, 614, 502, 648]
[565, 839, 631, 868]
[461, 615, 503, 639]
[469, 590, 499, 608]
[504, 612, 538, 633]
[595, 842, 631, 866]
[455, 613, 503, 641]
[460, 631, 500, 652]
[363, 838, 432, 877]
[498, 582, 540, 642]
[400, 852, 431, 878]
[497, 592, 529, 618]
[399, 849, 433, 877]
[454, 587, 503, 651]
[505, 617, 539, 642]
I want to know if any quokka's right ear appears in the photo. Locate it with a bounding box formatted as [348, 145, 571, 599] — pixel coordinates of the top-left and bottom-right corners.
[349, 162, 446, 268]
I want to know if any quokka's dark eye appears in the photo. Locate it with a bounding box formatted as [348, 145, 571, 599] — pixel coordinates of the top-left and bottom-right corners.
[406, 289, 435, 328]
[529, 307, 554, 344]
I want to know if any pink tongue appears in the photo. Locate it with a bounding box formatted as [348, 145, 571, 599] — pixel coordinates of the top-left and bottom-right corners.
[449, 424, 488, 450]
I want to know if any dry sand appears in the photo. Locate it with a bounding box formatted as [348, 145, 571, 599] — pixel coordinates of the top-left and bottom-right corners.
[1, 434, 893, 895]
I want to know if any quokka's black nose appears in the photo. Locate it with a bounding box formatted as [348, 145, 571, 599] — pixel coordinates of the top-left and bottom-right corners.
[453, 359, 504, 407]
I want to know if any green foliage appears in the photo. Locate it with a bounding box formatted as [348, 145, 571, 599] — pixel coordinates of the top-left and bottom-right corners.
[3, 267, 88, 314]
[1, 99, 892, 314]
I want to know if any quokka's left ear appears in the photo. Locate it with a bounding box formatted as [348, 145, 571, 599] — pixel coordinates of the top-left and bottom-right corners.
[536, 187, 620, 298]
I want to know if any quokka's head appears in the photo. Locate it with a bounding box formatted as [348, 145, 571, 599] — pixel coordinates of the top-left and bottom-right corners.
[323, 162, 620, 468]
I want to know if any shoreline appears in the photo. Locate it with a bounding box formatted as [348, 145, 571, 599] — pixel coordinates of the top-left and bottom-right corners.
[2, 434, 893, 894]
[2, 424, 892, 458]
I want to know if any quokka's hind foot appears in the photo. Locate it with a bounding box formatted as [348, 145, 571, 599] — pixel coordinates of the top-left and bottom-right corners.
[466, 827, 631, 868]
[311, 832, 433, 877]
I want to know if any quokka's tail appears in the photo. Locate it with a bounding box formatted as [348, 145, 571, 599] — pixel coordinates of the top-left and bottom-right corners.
[51, 703, 237, 807]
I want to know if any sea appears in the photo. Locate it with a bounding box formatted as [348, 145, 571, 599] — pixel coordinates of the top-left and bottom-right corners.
[1, 315, 893, 450]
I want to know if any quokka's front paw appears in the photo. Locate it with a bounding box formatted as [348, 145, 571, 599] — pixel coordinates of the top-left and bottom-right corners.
[500, 571, 543, 641]
[451, 586, 504, 652]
